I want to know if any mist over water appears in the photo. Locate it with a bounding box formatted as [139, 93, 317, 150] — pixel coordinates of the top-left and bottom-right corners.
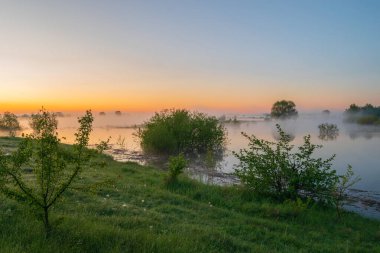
[3, 111, 380, 217]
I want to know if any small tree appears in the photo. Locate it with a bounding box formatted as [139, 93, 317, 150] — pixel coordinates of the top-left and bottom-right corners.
[167, 153, 187, 183]
[0, 112, 21, 136]
[234, 124, 355, 205]
[0, 109, 93, 236]
[29, 109, 58, 135]
[271, 100, 298, 119]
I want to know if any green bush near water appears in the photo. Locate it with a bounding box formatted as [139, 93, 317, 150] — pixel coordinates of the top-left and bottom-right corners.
[345, 103, 380, 125]
[234, 124, 358, 207]
[137, 109, 226, 155]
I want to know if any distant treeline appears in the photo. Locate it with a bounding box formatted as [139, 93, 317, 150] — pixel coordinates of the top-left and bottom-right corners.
[345, 104, 380, 125]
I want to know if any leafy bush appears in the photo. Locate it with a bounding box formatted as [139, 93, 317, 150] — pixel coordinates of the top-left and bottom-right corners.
[345, 103, 380, 125]
[29, 108, 58, 135]
[137, 109, 226, 155]
[234, 124, 356, 205]
[356, 115, 379, 125]
[0, 109, 94, 236]
[270, 100, 298, 119]
[0, 112, 21, 136]
[318, 123, 339, 141]
[167, 153, 187, 182]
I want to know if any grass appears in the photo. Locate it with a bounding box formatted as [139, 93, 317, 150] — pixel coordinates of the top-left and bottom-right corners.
[1, 137, 380, 252]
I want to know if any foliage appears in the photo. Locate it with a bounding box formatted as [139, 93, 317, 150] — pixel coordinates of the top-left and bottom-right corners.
[29, 109, 58, 135]
[167, 153, 187, 182]
[95, 137, 111, 154]
[345, 103, 380, 125]
[333, 166, 361, 218]
[234, 124, 355, 205]
[0, 109, 94, 236]
[137, 109, 226, 155]
[0, 112, 21, 137]
[270, 100, 298, 119]
[318, 123, 339, 141]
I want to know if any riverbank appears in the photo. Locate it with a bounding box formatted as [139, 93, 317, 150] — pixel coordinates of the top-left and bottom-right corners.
[0, 137, 379, 252]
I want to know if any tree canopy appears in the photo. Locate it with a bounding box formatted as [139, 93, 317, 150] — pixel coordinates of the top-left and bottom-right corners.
[270, 100, 298, 119]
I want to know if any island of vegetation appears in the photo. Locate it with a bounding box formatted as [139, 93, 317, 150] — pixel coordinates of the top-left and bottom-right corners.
[345, 104, 380, 125]
[270, 100, 298, 119]
[0, 109, 379, 252]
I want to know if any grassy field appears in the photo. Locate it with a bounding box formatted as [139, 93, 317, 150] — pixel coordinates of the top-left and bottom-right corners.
[0, 137, 379, 253]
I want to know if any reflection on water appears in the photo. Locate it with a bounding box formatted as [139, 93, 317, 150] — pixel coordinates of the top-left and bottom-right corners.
[2, 112, 380, 218]
[318, 123, 339, 141]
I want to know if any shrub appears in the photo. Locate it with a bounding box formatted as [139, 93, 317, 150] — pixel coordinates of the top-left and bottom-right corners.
[0, 112, 21, 136]
[318, 123, 339, 141]
[344, 103, 380, 125]
[234, 124, 356, 205]
[356, 115, 379, 125]
[167, 153, 187, 182]
[0, 109, 94, 236]
[137, 109, 226, 155]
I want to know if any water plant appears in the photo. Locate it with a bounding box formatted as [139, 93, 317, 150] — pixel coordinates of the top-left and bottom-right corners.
[318, 123, 339, 141]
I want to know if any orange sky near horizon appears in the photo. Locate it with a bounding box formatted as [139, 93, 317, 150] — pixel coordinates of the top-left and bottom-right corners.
[1, 1, 379, 114]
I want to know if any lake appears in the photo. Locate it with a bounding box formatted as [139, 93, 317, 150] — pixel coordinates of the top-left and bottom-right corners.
[3, 111, 380, 218]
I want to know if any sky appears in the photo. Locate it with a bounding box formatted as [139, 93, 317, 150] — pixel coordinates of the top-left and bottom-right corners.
[0, 0, 379, 113]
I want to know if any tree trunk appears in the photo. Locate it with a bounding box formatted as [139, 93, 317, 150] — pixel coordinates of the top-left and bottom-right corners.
[43, 207, 51, 238]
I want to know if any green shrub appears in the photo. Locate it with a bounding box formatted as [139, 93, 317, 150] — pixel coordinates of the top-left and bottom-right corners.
[167, 153, 187, 182]
[137, 109, 226, 155]
[234, 124, 356, 205]
[0, 112, 21, 137]
[318, 123, 339, 141]
[356, 115, 379, 125]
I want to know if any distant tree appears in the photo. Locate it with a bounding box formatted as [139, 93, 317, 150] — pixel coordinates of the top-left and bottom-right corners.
[345, 104, 360, 114]
[30, 109, 58, 135]
[99, 112, 106, 116]
[0, 112, 21, 136]
[270, 100, 298, 119]
[115, 111, 122, 116]
[322, 110, 330, 115]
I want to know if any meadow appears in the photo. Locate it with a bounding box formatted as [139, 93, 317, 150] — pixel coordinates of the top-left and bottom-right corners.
[1, 137, 379, 253]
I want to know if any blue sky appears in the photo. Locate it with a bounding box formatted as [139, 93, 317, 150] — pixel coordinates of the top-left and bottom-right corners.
[0, 0, 379, 112]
